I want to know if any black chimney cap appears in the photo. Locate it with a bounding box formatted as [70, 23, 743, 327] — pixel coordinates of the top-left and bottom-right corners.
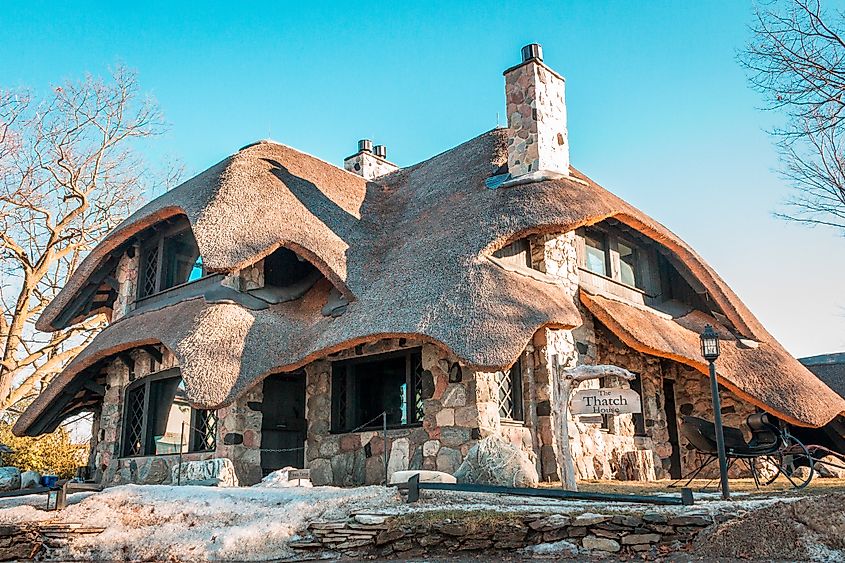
[358, 139, 373, 153]
[521, 43, 543, 63]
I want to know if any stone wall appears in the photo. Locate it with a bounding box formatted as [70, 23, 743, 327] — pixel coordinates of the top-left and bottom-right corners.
[111, 248, 139, 322]
[302, 338, 538, 486]
[293, 509, 716, 559]
[92, 345, 263, 486]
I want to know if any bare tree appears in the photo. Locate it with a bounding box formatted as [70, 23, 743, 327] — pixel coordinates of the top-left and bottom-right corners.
[741, 0, 845, 230]
[0, 67, 167, 415]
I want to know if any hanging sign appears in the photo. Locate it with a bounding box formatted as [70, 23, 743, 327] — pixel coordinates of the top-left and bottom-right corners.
[570, 388, 642, 416]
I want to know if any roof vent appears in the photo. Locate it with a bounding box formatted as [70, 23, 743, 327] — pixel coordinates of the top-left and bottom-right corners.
[358, 139, 373, 153]
[521, 43, 543, 63]
[373, 144, 387, 159]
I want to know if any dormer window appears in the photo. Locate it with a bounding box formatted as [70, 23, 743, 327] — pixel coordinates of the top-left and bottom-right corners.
[138, 223, 204, 299]
[577, 227, 647, 292]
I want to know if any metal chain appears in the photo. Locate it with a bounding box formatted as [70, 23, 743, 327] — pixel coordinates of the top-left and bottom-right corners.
[257, 411, 389, 452]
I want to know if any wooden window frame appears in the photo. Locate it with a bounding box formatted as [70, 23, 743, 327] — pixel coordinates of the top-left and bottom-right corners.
[136, 223, 207, 301]
[496, 358, 524, 422]
[120, 367, 217, 458]
[330, 348, 424, 433]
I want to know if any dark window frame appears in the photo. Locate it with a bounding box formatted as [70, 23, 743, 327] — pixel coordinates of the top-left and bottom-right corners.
[496, 358, 524, 422]
[137, 222, 206, 300]
[580, 227, 646, 292]
[120, 367, 217, 458]
[331, 348, 424, 433]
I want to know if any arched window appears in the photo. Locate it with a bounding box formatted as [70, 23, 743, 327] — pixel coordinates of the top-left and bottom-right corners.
[121, 368, 217, 457]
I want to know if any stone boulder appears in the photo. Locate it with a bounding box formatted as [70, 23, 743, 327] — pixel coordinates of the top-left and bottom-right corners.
[171, 458, 239, 487]
[19, 471, 41, 489]
[814, 456, 845, 479]
[0, 467, 21, 491]
[454, 436, 538, 487]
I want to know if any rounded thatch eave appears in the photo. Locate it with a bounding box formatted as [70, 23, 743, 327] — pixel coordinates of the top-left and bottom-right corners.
[581, 291, 845, 428]
[36, 140, 369, 332]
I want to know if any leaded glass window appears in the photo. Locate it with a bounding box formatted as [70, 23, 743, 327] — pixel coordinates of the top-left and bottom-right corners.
[495, 359, 524, 421]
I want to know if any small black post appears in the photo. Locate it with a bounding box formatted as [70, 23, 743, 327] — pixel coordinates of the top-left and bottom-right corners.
[407, 473, 420, 503]
[382, 411, 389, 485]
[680, 487, 694, 506]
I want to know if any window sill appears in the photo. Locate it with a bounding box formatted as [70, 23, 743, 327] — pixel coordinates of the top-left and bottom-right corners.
[119, 450, 215, 460]
[330, 423, 423, 434]
[500, 419, 527, 427]
[578, 267, 651, 296]
[137, 274, 220, 303]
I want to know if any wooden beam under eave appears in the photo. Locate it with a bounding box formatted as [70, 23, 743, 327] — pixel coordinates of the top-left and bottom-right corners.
[141, 345, 163, 364]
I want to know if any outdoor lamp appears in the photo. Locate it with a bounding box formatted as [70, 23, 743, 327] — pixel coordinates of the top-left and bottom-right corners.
[700, 324, 720, 361]
[700, 323, 730, 500]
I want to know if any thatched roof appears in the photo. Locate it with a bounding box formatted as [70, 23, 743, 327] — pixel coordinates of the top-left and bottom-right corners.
[801, 353, 845, 401]
[16, 128, 844, 435]
[581, 291, 845, 428]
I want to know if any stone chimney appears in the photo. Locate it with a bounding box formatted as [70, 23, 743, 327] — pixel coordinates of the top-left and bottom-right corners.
[344, 139, 398, 180]
[504, 43, 569, 177]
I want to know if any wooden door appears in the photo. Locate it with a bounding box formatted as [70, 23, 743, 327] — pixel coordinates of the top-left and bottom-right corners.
[261, 373, 306, 476]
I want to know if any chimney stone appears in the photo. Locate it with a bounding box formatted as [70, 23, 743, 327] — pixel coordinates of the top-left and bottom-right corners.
[504, 44, 569, 177]
[344, 139, 398, 180]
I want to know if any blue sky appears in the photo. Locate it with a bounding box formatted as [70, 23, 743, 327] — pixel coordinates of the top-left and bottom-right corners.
[2, 1, 843, 356]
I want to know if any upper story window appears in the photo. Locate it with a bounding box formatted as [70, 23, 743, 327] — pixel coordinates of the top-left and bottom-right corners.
[121, 368, 217, 457]
[138, 223, 204, 299]
[578, 227, 646, 292]
[584, 232, 609, 277]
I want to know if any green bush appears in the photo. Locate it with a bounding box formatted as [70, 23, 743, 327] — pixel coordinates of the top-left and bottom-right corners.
[0, 421, 88, 478]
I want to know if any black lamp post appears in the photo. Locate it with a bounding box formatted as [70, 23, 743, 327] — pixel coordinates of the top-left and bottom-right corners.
[700, 324, 730, 500]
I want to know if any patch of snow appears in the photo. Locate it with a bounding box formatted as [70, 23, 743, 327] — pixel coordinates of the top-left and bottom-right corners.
[252, 467, 313, 489]
[521, 539, 579, 558]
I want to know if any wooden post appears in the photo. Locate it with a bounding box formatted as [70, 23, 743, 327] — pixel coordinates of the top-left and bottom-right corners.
[552, 354, 578, 491]
[382, 411, 389, 486]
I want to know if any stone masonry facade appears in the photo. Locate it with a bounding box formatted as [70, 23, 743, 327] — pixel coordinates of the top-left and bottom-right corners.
[89, 224, 753, 486]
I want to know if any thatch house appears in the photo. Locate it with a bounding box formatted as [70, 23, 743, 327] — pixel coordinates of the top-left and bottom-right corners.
[15, 44, 845, 486]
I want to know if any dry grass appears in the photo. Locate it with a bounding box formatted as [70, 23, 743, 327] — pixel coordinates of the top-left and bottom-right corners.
[538, 477, 845, 498]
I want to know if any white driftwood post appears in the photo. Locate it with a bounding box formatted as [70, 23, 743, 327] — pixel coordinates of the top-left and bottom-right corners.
[551, 357, 636, 492]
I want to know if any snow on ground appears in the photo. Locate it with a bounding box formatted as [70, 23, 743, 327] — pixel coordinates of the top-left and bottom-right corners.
[0, 483, 812, 561]
[0, 485, 398, 561]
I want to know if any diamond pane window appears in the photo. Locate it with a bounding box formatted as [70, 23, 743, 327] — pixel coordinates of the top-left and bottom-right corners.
[121, 368, 215, 457]
[140, 247, 159, 298]
[495, 359, 524, 421]
[122, 386, 146, 457]
[192, 409, 218, 452]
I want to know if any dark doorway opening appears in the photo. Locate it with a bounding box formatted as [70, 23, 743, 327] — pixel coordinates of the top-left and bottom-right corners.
[663, 378, 682, 479]
[261, 373, 306, 476]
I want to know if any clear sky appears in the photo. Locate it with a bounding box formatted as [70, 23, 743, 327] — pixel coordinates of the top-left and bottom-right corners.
[2, 1, 843, 357]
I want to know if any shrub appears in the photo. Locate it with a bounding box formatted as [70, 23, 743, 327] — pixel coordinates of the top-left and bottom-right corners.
[0, 421, 88, 478]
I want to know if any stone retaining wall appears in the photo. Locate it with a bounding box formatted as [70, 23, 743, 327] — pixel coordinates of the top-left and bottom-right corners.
[292, 509, 717, 559]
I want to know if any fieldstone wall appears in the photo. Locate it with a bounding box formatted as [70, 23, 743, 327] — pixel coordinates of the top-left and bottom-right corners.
[504, 57, 569, 176]
[91, 345, 262, 486]
[303, 338, 538, 486]
[671, 362, 757, 478]
[111, 248, 139, 322]
[292, 510, 716, 559]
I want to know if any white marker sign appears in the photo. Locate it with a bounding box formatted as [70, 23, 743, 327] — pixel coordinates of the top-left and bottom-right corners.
[570, 388, 642, 416]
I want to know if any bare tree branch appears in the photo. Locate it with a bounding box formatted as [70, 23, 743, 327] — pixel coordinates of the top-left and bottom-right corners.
[740, 0, 845, 231]
[0, 66, 171, 413]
